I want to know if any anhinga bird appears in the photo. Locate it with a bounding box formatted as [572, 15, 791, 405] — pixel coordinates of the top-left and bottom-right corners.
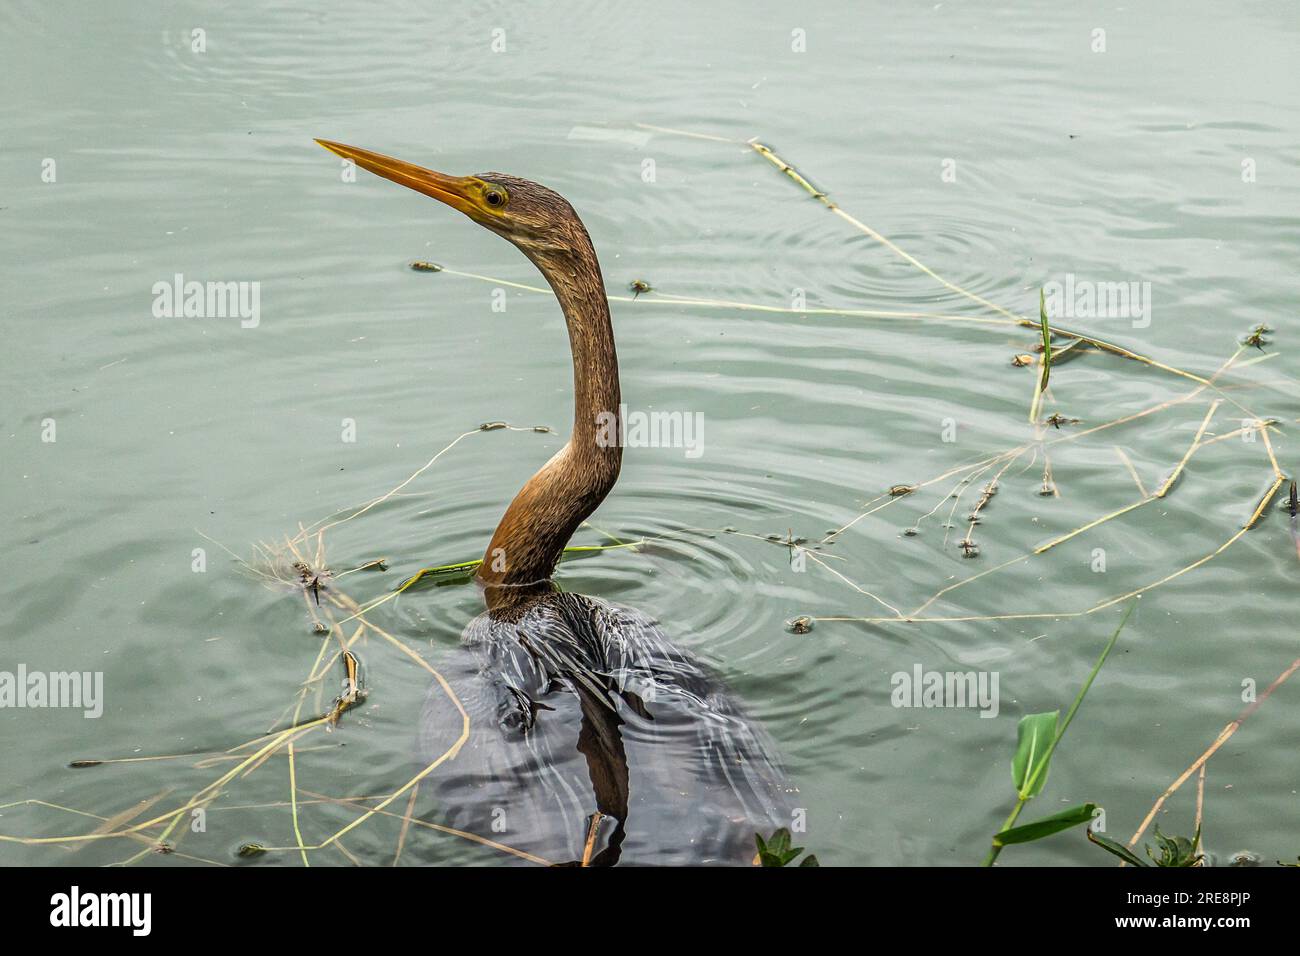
[316, 140, 794, 865]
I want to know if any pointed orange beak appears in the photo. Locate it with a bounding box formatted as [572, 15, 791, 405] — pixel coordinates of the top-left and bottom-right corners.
[315, 139, 477, 216]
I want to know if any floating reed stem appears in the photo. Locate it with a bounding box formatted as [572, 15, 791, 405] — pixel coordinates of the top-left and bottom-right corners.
[747, 139, 1027, 326]
[1113, 447, 1148, 497]
[1129, 653, 1300, 849]
[1155, 401, 1221, 498]
[641, 124, 1289, 427]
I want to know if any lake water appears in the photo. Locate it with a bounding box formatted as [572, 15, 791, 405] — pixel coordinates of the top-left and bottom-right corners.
[2, 1, 1297, 866]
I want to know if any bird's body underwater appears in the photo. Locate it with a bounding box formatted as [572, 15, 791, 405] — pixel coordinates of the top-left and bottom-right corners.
[317, 140, 796, 865]
[420, 591, 793, 865]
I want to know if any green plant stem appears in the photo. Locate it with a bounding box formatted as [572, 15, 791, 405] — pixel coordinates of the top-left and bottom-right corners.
[396, 540, 644, 592]
[982, 600, 1136, 866]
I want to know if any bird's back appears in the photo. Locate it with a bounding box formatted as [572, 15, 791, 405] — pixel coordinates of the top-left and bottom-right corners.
[418, 591, 795, 865]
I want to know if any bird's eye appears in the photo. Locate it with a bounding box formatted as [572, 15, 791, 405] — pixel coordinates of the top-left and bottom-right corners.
[484, 188, 505, 208]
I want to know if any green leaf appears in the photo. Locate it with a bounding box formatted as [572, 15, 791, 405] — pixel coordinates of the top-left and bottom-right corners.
[993, 802, 1097, 847]
[983, 604, 1137, 868]
[1149, 825, 1201, 867]
[766, 828, 792, 858]
[799, 854, 820, 867]
[755, 828, 820, 867]
[1011, 711, 1059, 798]
[1038, 289, 1052, 391]
[1087, 829, 1149, 867]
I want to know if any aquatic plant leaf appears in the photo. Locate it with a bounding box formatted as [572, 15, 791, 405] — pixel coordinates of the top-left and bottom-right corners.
[1011, 711, 1059, 798]
[799, 854, 820, 867]
[397, 542, 643, 593]
[983, 604, 1134, 867]
[1091, 821, 1205, 869]
[396, 560, 483, 593]
[763, 827, 792, 856]
[1149, 825, 1201, 867]
[993, 802, 1096, 846]
[1038, 289, 1052, 391]
[1048, 337, 1088, 367]
[70, 787, 175, 855]
[755, 828, 814, 866]
[1087, 829, 1149, 867]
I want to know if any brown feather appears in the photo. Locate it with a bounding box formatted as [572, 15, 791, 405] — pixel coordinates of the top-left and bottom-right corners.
[474, 180, 621, 606]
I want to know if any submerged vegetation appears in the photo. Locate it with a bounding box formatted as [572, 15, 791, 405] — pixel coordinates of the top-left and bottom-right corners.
[1088, 825, 1203, 868]
[2, 125, 1296, 867]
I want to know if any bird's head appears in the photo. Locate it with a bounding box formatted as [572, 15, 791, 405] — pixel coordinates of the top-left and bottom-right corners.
[315, 139, 588, 264]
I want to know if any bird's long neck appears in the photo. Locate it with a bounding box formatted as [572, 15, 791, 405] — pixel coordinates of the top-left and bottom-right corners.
[477, 227, 621, 606]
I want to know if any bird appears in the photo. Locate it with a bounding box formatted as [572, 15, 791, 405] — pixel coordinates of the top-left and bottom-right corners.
[315, 140, 796, 865]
